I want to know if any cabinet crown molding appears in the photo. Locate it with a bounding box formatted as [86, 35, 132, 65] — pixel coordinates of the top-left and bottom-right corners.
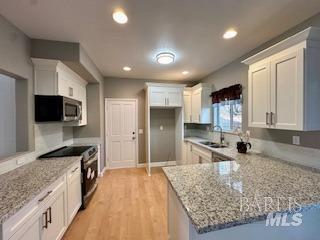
[144, 82, 186, 89]
[242, 27, 320, 66]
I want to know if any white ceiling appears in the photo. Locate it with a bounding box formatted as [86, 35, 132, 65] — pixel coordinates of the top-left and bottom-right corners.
[0, 0, 320, 81]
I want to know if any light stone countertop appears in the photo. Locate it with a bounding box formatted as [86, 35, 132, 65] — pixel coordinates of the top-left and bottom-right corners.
[0, 156, 81, 224]
[163, 137, 320, 234]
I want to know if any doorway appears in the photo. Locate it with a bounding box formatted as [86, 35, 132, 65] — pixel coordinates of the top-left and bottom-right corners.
[105, 99, 138, 169]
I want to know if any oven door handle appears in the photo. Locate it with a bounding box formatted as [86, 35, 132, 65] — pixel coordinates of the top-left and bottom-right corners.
[84, 155, 98, 168]
[78, 104, 82, 121]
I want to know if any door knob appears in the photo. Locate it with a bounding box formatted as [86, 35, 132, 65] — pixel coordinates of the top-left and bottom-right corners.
[133, 131, 135, 135]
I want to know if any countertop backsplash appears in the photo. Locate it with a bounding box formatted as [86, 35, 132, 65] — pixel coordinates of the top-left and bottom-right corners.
[185, 128, 320, 169]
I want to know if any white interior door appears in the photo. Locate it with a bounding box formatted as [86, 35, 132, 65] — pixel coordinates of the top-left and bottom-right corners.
[107, 99, 137, 169]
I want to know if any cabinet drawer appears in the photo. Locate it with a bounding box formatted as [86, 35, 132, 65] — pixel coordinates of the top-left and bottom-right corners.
[192, 144, 212, 160]
[67, 161, 81, 179]
[2, 175, 66, 240]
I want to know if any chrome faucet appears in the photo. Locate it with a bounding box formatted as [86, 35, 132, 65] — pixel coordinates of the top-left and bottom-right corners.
[211, 125, 225, 145]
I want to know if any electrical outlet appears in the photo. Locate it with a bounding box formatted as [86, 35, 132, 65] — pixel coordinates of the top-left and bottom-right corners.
[138, 129, 144, 134]
[292, 136, 300, 145]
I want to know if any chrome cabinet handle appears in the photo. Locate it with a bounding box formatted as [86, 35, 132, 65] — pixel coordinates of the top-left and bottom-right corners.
[168, 98, 170, 106]
[266, 112, 270, 125]
[38, 190, 53, 203]
[48, 207, 52, 224]
[190, 115, 192, 122]
[42, 211, 48, 229]
[198, 114, 201, 122]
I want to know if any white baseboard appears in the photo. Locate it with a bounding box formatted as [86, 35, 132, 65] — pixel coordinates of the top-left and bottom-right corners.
[99, 167, 106, 177]
[137, 161, 177, 168]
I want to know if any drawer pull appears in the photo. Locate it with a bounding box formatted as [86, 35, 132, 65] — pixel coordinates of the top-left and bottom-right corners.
[71, 166, 79, 173]
[38, 190, 52, 203]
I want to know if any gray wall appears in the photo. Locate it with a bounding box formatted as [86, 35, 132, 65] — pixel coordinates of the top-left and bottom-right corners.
[73, 83, 101, 138]
[0, 14, 34, 152]
[150, 109, 176, 163]
[0, 74, 16, 157]
[0, 15, 78, 159]
[201, 13, 320, 149]
[104, 77, 195, 163]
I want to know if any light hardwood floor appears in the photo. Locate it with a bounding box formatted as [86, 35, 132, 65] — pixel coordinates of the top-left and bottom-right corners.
[63, 168, 168, 240]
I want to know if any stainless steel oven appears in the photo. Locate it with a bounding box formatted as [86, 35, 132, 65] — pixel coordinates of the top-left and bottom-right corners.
[35, 95, 82, 122]
[38, 145, 98, 209]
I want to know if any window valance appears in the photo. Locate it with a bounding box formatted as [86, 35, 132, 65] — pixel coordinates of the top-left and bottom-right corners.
[210, 84, 242, 104]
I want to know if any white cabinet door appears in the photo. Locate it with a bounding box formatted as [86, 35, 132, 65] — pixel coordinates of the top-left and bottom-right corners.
[67, 162, 81, 224]
[167, 88, 182, 107]
[149, 87, 167, 107]
[9, 215, 42, 240]
[183, 90, 192, 123]
[191, 151, 200, 164]
[186, 143, 193, 165]
[78, 85, 87, 126]
[270, 49, 304, 130]
[42, 180, 68, 240]
[57, 71, 71, 98]
[192, 90, 201, 123]
[248, 60, 271, 128]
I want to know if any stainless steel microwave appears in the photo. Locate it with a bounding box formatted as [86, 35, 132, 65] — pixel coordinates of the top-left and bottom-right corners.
[35, 95, 82, 122]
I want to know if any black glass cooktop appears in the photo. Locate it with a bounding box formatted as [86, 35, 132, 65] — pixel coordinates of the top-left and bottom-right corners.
[38, 146, 93, 158]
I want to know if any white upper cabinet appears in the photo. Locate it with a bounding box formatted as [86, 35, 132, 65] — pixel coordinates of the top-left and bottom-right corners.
[32, 58, 88, 126]
[149, 86, 167, 106]
[183, 89, 192, 123]
[243, 27, 320, 131]
[146, 83, 185, 108]
[248, 59, 271, 128]
[183, 83, 211, 124]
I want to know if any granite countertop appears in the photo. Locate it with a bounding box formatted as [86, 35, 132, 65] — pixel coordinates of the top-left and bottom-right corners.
[0, 156, 81, 224]
[163, 137, 320, 234]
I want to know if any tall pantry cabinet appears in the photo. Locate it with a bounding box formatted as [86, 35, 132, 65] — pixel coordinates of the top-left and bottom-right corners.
[145, 83, 186, 175]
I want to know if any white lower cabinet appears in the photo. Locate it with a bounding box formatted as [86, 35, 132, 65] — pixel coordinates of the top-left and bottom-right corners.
[42, 178, 68, 240]
[2, 161, 81, 240]
[67, 162, 82, 224]
[8, 214, 42, 240]
[184, 142, 213, 165]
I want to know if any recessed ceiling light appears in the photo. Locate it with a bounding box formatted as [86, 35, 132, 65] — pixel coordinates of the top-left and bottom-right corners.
[223, 29, 238, 39]
[182, 71, 189, 75]
[123, 66, 131, 71]
[113, 9, 128, 24]
[156, 52, 175, 65]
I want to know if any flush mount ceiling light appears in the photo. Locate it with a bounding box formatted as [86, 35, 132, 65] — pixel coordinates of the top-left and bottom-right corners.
[182, 71, 189, 75]
[156, 52, 175, 65]
[123, 66, 131, 71]
[223, 29, 238, 39]
[113, 9, 128, 24]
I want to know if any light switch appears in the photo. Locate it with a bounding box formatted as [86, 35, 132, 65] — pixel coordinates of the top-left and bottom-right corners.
[292, 136, 300, 145]
[138, 129, 144, 134]
[160, 125, 164, 131]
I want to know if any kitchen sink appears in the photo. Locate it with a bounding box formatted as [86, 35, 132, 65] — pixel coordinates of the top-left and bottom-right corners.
[199, 141, 227, 148]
